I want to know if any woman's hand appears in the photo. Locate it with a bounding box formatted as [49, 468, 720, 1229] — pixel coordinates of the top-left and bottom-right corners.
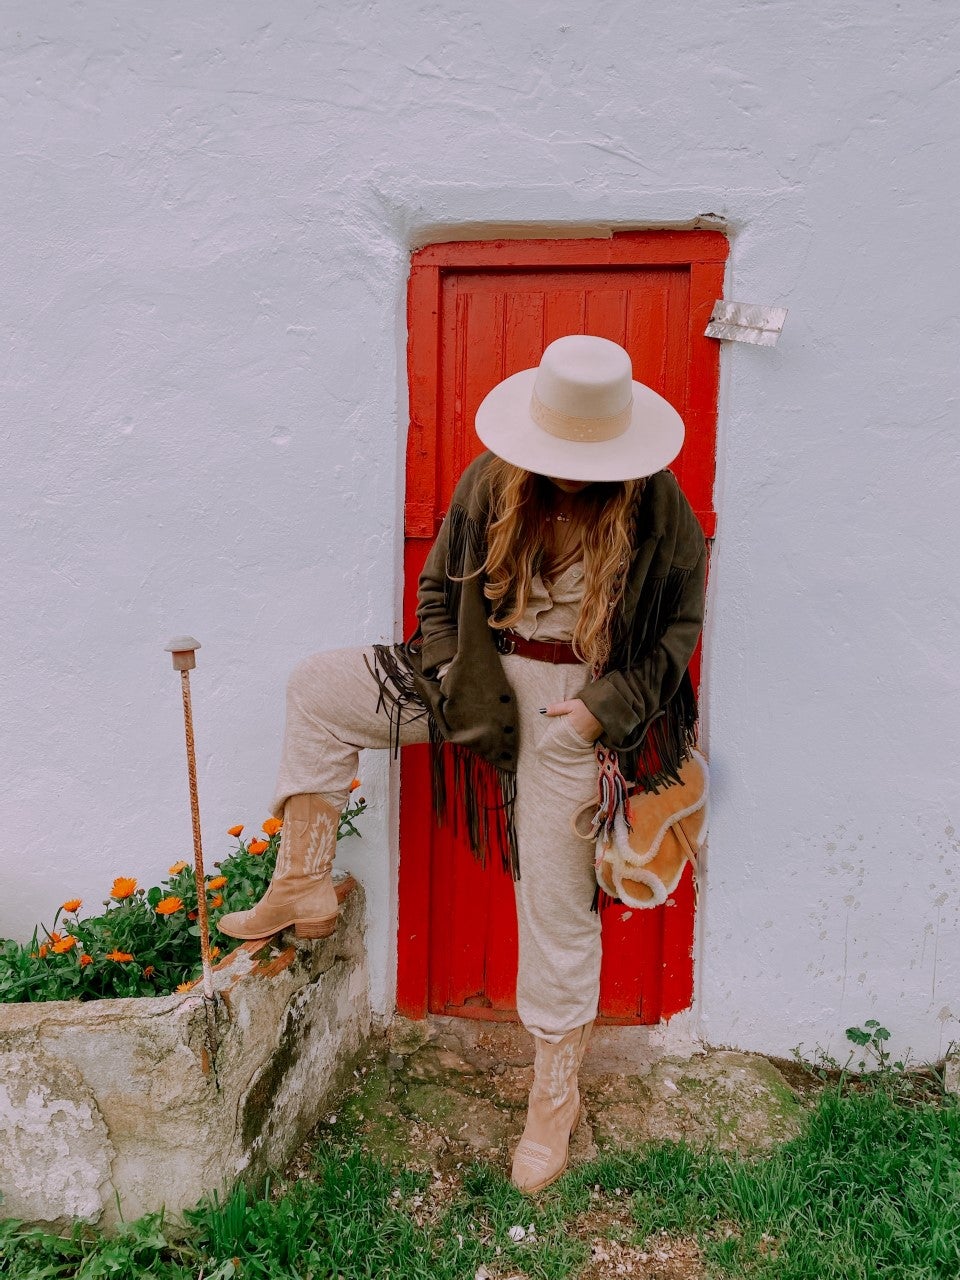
[544, 698, 603, 742]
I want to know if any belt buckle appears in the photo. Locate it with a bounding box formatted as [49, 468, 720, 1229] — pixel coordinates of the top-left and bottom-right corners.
[498, 632, 517, 655]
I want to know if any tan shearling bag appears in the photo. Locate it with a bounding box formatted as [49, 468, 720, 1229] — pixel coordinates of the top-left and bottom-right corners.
[575, 749, 708, 908]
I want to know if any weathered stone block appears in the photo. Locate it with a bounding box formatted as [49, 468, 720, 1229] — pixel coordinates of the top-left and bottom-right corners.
[0, 877, 369, 1232]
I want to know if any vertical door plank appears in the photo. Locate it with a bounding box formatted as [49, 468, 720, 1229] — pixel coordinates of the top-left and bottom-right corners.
[585, 282, 629, 346]
[597, 903, 644, 1019]
[504, 289, 546, 372]
[483, 871, 520, 1010]
[544, 285, 587, 345]
[626, 274, 671, 395]
[660, 866, 697, 1019]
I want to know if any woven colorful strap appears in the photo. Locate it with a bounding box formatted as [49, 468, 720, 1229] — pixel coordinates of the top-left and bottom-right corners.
[592, 745, 633, 844]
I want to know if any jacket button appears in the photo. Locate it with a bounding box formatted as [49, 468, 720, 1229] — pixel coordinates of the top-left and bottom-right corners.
[503, 725, 514, 733]
[499, 751, 512, 761]
[499, 694, 511, 703]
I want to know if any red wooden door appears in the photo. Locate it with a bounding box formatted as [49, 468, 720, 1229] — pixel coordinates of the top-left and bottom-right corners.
[396, 231, 726, 1024]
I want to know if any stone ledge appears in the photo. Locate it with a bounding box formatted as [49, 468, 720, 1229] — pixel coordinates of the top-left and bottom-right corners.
[0, 875, 370, 1232]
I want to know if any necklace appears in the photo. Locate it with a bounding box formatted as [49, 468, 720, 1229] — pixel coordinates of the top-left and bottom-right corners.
[549, 500, 576, 524]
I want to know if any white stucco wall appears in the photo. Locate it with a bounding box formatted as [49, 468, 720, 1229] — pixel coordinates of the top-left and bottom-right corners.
[3, 1, 958, 1062]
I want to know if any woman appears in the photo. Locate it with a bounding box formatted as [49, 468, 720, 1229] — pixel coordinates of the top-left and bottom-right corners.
[218, 334, 707, 1193]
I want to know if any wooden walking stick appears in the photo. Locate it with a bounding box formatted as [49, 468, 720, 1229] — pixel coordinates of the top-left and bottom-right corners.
[164, 636, 219, 1058]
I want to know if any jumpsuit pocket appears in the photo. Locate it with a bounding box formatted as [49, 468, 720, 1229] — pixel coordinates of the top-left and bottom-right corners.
[536, 713, 597, 762]
[534, 714, 599, 805]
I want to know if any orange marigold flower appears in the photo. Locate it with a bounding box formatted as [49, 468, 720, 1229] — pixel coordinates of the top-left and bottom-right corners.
[79, 954, 93, 967]
[247, 840, 269, 855]
[168, 860, 189, 875]
[209, 893, 223, 908]
[61, 898, 82, 913]
[52, 935, 77, 954]
[38, 943, 49, 958]
[176, 980, 195, 993]
[227, 824, 244, 837]
[207, 875, 228, 890]
[106, 950, 134, 962]
[262, 817, 283, 837]
[211, 946, 221, 959]
[111, 877, 137, 900]
[188, 909, 198, 920]
[349, 778, 361, 791]
[143, 965, 155, 977]
[48, 932, 63, 945]
[155, 896, 184, 916]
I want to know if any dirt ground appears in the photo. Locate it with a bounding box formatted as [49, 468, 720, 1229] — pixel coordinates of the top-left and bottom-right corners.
[285, 1019, 809, 1280]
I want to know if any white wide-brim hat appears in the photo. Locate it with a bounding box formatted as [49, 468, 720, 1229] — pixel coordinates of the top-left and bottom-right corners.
[474, 334, 684, 482]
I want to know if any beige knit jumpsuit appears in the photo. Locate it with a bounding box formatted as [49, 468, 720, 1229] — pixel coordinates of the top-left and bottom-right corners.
[272, 562, 600, 1041]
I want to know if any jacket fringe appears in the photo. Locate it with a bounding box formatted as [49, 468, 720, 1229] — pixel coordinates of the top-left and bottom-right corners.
[610, 562, 701, 795]
[367, 643, 520, 879]
[627, 671, 700, 795]
[364, 645, 429, 757]
[428, 718, 520, 879]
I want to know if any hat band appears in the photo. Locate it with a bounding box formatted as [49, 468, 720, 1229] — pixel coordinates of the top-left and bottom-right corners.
[530, 389, 632, 443]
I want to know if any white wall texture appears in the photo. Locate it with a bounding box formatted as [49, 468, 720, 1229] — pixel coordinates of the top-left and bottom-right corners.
[3, 1, 958, 1063]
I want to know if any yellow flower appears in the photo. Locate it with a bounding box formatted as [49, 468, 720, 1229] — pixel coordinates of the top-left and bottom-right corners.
[61, 898, 82, 913]
[155, 896, 184, 916]
[106, 949, 134, 962]
[176, 980, 195, 993]
[168, 860, 189, 875]
[247, 840, 269, 856]
[52, 936, 77, 954]
[207, 875, 228, 890]
[227, 825, 244, 837]
[79, 954, 93, 967]
[262, 817, 283, 837]
[111, 877, 137, 901]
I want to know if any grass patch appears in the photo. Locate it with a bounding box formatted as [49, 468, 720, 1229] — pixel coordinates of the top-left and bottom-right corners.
[562, 1086, 960, 1277]
[1, 1081, 957, 1279]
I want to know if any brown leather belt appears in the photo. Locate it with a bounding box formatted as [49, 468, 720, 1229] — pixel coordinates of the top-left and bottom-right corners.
[497, 630, 583, 664]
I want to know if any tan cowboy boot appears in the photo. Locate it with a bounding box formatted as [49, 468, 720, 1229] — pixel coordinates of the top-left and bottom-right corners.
[511, 1020, 594, 1193]
[217, 793, 341, 940]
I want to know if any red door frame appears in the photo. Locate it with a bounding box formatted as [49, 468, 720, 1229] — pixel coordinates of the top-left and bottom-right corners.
[396, 230, 727, 1020]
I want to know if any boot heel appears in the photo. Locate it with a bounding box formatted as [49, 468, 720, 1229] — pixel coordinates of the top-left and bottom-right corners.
[294, 915, 338, 939]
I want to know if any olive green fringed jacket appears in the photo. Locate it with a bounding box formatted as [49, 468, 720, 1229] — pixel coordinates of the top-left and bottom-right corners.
[373, 450, 707, 876]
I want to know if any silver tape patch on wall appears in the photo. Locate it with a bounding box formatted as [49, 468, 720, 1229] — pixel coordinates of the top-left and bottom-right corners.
[705, 301, 788, 346]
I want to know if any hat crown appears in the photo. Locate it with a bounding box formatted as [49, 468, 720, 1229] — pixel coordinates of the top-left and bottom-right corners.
[533, 335, 634, 420]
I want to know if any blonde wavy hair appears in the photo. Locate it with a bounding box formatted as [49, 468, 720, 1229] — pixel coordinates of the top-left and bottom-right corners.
[480, 458, 643, 672]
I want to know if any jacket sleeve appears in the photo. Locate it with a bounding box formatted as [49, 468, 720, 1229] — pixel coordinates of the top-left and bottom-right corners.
[415, 509, 460, 674]
[576, 538, 707, 749]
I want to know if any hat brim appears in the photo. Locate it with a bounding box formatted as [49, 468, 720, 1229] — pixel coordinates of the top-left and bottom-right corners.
[474, 368, 685, 482]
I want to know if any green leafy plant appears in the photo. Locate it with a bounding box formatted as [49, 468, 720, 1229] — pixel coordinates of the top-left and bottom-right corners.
[0, 790, 367, 1004]
[845, 1018, 905, 1073]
